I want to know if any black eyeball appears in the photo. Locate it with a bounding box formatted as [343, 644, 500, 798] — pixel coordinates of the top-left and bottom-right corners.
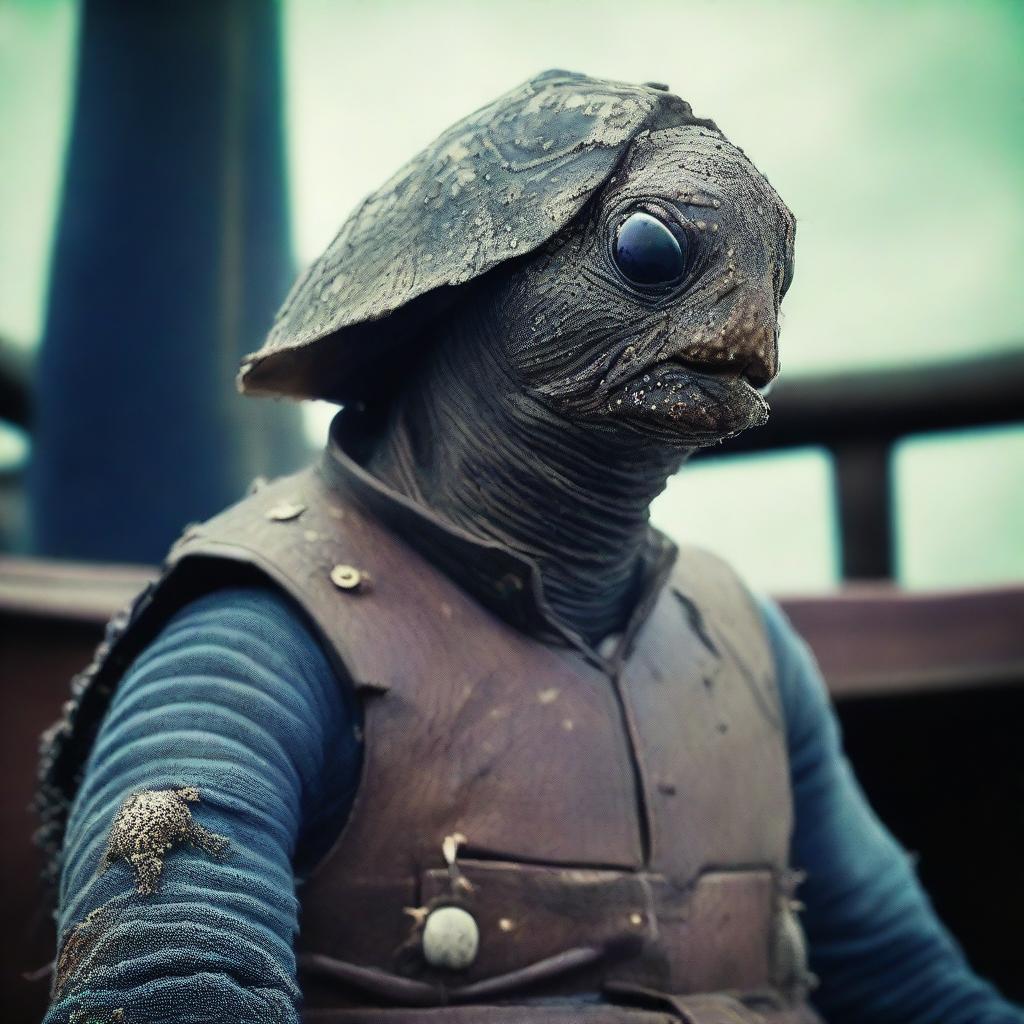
[613, 211, 686, 287]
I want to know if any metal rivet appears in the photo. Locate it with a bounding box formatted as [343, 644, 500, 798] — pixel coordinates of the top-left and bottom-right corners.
[330, 564, 365, 591]
[266, 501, 305, 522]
[422, 905, 479, 970]
[498, 917, 514, 932]
[629, 912, 644, 926]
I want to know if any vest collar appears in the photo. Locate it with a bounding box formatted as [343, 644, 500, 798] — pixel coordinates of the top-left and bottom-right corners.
[320, 409, 678, 671]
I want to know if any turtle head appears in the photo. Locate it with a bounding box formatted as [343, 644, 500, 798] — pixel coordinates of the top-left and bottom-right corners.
[487, 122, 795, 449]
[239, 70, 793, 454]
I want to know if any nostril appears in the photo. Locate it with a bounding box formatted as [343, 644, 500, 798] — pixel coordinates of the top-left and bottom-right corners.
[741, 346, 778, 389]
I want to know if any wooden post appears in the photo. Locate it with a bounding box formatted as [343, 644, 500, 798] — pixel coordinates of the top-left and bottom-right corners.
[832, 441, 894, 579]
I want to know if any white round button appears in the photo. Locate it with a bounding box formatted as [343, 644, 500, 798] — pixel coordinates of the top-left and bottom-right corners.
[421, 905, 479, 970]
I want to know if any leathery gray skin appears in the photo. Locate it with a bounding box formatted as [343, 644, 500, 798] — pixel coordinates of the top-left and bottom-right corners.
[370, 122, 796, 644]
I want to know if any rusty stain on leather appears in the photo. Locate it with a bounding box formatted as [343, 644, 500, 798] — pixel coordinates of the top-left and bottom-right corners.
[98, 787, 228, 895]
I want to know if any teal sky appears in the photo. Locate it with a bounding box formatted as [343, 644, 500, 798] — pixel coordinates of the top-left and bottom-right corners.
[0, 0, 1021, 590]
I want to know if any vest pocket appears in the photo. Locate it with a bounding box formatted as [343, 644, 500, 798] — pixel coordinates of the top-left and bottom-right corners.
[409, 860, 777, 997]
[412, 858, 652, 993]
[299, 861, 784, 1008]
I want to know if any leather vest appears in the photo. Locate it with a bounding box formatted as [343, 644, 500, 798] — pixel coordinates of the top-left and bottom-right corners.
[47, 454, 821, 1024]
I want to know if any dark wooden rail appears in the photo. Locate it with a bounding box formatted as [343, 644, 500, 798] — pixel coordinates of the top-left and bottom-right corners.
[699, 349, 1024, 579]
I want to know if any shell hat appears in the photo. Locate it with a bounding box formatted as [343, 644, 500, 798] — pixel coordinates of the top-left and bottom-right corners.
[239, 69, 717, 404]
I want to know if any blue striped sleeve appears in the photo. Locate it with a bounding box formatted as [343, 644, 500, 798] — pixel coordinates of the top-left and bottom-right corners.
[759, 596, 1022, 1024]
[47, 585, 361, 1024]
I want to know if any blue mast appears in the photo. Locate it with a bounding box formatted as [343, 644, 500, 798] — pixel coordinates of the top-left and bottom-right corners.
[30, 0, 308, 562]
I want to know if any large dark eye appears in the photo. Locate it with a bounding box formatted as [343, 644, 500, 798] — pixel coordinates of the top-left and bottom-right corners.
[613, 211, 686, 287]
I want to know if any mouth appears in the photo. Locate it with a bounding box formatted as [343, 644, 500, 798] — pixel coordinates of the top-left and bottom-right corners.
[610, 358, 769, 445]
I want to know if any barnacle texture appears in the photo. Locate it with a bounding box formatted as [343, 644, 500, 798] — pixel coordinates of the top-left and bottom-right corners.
[98, 788, 229, 895]
[54, 905, 116, 999]
[68, 1008, 124, 1024]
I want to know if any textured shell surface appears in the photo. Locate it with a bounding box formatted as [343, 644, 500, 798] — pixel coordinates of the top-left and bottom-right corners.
[239, 69, 709, 403]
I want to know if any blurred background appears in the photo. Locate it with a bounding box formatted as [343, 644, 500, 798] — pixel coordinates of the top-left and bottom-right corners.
[0, 0, 1021, 1019]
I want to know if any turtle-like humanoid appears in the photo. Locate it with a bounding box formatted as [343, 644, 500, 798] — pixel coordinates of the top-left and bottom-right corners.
[40, 71, 1022, 1024]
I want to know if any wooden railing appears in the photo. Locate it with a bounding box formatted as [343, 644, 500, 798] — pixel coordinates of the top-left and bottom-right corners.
[698, 349, 1024, 579]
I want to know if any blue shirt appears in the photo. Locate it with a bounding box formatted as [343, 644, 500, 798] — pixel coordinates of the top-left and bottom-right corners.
[46, 586, 1023, 1024]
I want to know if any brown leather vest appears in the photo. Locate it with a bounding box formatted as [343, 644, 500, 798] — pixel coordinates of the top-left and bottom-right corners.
[50, 451, 820, 1024]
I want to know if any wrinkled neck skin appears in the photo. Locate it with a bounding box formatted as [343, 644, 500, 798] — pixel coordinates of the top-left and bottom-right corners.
[369, 301, 686, 646]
